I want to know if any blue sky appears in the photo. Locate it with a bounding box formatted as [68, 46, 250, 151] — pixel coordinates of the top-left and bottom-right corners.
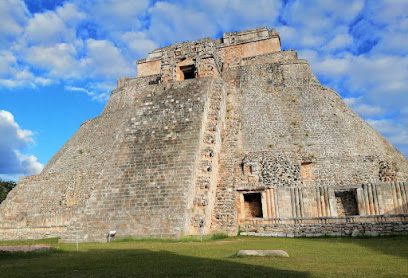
[0, 0, 407, 181]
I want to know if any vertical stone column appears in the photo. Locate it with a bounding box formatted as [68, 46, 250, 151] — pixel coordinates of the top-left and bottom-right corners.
[261, 191, 268, 219]
[315, 187, 322, 217]
[400, 182, 408, 213]
[314, 186, 334, 217]
[239, 194, 246, 221]
[361, 183, 383, 215]
[295, 188, 300, 217]
[328, 188, 337, 217]
[394, 182, 403, 214]
[367, 184, 375, 215]
[356, 187, 366, 215]
[290, 187, 304, 218]
[363, 184, 371, 215]
[376, 184, 385, 215]
[299, 188, 305, 218]
[290, 188, 296, 218]
[273, 188, 280, 218]
[320, 187, 327, 216]
[391, 182, 400, 214]
[265, 189, 272, 218]
[263, 188, 280, 219]
[373, 184, 380, 215]
[269, 188, 275, 218]
[324, 186, 330, 216]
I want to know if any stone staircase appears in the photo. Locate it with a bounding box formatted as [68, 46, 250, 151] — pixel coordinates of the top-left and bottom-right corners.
[190, 80, 226, 234]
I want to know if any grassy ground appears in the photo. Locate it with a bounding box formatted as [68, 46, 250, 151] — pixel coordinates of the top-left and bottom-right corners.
[0, 236, 407, 278]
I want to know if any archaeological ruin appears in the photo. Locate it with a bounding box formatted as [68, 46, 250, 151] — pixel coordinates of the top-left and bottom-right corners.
[1, 27, 407, 242]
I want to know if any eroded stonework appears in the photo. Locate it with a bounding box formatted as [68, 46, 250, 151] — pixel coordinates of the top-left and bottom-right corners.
[1, 27, 408, 241]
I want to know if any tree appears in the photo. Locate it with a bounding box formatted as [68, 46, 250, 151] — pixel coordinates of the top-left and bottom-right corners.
[0, 180, 16, 203]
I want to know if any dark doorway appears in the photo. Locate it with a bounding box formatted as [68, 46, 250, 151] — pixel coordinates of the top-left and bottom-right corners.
[335, 190, 359, 216]
[180, 65, 196, 80]
[243, 193, 263, 218]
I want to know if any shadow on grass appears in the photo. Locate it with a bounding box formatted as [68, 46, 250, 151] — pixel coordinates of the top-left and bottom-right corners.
[0, 248, 310, 278]
[319, 235, 408, 259]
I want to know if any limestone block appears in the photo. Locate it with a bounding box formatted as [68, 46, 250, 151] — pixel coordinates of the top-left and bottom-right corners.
[236, 250, 289, 257]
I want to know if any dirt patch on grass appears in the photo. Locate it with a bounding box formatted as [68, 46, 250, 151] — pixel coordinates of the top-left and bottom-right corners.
[0, 244, 53, 252]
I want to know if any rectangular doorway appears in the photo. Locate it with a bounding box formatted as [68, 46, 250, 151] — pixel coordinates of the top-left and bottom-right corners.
[335, 190, 359, 216]
[243, 193, 263, 218]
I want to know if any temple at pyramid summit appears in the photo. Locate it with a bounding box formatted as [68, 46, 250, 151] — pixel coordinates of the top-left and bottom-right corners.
[1, 27, 407, 242]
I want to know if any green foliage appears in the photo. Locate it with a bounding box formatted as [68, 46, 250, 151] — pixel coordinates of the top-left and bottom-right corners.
[210, 232, 229, 240]
[0, 237, 59, 246]
[0, 179, 16, 203]
[115, 233, 229, 243]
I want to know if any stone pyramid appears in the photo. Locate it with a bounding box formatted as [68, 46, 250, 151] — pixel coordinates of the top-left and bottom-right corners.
[1, 27, 407, 242]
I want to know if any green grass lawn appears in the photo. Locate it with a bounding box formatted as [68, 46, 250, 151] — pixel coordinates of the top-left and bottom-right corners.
[0, 236, 407, 277]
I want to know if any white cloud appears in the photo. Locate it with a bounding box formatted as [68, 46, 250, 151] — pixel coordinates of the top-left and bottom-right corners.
[20, 38, 133, 84]
[23, 43, 81, 78]
[194, 0, 282, 31]
[0, 51, 18, 76]
[368, 119, 408, 154]
[300, 51, 408, 111]
[65, 84, 111, 102]
[121, 32, 157, 56]
[279, 0, 363, 49]
[0, 67, 53, 88]
[56, 2, 86, 25]
[0, 110, 43, 176]
[84, 0, 149, 32]
[283, 0, 364, 29]
[83, 39, 133, 78]
[344, 97, 384, 117]
[147, 2, 218, 43]
[22, 2, 85, 46]
[365, 0, 408, 25]
[325, 33, 353, 51]
[0, 0, 29, 44]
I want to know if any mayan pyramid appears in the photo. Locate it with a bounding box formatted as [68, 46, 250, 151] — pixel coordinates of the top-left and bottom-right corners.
[1, 27, 407, 242]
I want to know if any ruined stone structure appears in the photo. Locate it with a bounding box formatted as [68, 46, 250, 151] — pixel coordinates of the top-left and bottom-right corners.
[1, 28, 408, 241]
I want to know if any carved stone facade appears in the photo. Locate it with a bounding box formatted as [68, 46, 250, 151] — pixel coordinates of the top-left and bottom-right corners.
[1, 27, 408, 241]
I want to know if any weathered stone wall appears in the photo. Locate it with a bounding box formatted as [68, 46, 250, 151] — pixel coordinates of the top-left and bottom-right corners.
[137, 59, 161, 77]
[241, 215, 408, 237]
[0, 76, 221, 241]
[64, 78, 219, 241]
[219, 38, 281, 65]
[210, 39, 408, 234]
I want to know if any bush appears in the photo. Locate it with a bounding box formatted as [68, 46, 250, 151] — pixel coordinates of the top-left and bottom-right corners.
[210, 232, 229, 240]
[0, 180, 16, 203]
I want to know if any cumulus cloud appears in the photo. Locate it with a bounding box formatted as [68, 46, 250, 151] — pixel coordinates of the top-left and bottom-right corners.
[0, 0, 135, 96]
[305, 53, 408, 111]
[19, 2, 85, 49]
[83, 39, 133, 78]
[0, 0, 29, 45]
[82, 0, 149, 33]
[0, 110, 43, 177]
[194, 0, 283, 31]
[65, 82, 113, 102]
[344, 97, 384, 117]
[368, 119, 408, 157]
[147, 2, 218, 44]
[23, 43, 81, 78]
[280, 0, 364, 49]
[0, 49, 53, 88]
[121, 31, 157, 56]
